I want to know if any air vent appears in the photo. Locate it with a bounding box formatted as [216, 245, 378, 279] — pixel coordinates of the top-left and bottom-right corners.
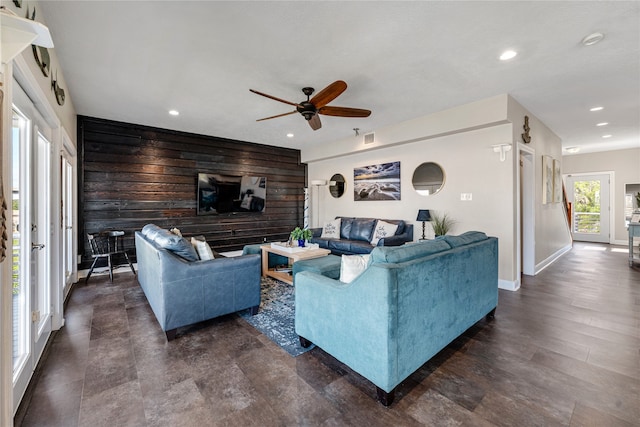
[364, 133, 375, 144]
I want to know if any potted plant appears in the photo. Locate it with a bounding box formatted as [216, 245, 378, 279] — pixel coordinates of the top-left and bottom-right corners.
[290, 227, 313, 247]
[430, 212, 456, 237]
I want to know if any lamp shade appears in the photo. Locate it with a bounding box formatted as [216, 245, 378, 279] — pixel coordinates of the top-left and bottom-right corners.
[416, 209, 431, 221]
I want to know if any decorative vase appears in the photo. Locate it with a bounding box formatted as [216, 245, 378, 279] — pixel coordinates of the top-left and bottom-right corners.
[298, 239, 305, 247]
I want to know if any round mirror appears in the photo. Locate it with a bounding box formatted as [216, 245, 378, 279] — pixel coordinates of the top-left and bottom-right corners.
[412, 162, 445, 196]
[329, 174, 346, 198]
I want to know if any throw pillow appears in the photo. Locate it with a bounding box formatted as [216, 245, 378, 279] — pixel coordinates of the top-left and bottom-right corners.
[349, 218, 376, 242]
[340, 254, 370, 283]
[321, 218, 341, 239]
[191, 236, 215, 261]
[370, 220, 399, 245]
[141, 223, 162, 241]
[152, 229, 199, 262]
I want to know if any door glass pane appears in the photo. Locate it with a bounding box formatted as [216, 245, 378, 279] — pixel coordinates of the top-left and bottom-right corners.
[573, 180, 601, 234]
[35, 133, 51, 333]
[63, 159, 73, 284]
[12, 110, 28, 374]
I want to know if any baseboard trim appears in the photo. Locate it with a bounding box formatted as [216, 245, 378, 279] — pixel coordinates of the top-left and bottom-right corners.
[498, 278, 520, 292]
[535, 244, 572, 275]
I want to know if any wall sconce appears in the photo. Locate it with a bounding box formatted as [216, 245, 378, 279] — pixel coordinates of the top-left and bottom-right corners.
[416, 209, 431, 240]
[492, 143, 512, 162]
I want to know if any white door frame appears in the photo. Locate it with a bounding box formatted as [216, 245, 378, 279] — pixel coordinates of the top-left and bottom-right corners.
[517, 143, 536, 276]
[60, 129, 78, 296]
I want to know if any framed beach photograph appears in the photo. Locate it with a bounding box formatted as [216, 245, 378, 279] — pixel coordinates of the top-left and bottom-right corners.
[553, 158, 562, 203]
[542, 155, 553, 205]
[354, 161, 401, 201]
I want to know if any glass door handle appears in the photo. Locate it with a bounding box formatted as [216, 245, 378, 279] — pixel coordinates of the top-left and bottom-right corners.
[31, 243, 45, 251]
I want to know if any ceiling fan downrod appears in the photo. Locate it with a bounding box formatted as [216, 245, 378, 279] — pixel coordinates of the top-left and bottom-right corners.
[298, 87, 317, 120]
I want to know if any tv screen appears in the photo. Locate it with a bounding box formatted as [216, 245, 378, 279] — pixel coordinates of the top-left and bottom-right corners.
[197, 173, 266, 215]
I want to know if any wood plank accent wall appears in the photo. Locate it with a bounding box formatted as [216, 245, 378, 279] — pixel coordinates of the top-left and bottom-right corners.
[78, 116, 307, 268]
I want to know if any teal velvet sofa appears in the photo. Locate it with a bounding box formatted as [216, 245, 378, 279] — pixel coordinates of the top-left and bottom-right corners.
[295, 231, 498, 405]
[135, 225, 261, 340]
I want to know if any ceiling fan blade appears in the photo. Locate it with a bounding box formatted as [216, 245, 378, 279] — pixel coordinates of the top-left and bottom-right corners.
[250, 89, 300, 107]
[308, 114, 322, 130]
[256, 110, 297, 121]
[318, 106, 371, 118]
[310, 80, 347, 108]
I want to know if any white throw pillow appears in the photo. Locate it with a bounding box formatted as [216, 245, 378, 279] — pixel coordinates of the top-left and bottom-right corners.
[370, 220, 399, 245]
[321, 218, 341, 239]
[340, 254, 370, 283]
[191, 237, 215, 261]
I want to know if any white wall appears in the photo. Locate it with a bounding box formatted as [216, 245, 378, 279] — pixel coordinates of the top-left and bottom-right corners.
[303, 94, 571, 290]
[563, 148, 640, 244]
[507, 96, 573, 271]
[308, 124, 515, 282]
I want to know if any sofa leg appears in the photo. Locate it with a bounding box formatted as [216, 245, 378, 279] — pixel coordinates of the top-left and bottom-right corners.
[376, 387, 395, 406]
[249, 305, 259, 315]
[165, 329, 177, 341]
[486, 307, 496, 321]
[299, 336, 312, 348]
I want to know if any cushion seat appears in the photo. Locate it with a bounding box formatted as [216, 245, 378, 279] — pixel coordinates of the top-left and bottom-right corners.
[292, 254, 342, 283]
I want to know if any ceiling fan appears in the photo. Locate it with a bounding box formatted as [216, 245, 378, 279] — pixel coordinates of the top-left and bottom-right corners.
[250, 80, 371, 131]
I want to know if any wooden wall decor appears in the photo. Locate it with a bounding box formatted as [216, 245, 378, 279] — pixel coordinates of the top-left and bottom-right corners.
[0, 87, 7, 262]
[51, 71, 65, 106]
[522, 115, 531, 143]
[77, 116, 307, 269]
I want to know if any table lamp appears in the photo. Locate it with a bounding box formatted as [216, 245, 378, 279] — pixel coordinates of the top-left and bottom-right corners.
[416, 209, 431, 240]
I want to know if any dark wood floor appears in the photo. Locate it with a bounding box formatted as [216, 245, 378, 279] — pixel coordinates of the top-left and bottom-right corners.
[16, 242, 640, 426]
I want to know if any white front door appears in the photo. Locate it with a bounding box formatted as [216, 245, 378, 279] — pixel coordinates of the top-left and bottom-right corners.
[566, 174, 611, 243]
[11, 82, 53, 414]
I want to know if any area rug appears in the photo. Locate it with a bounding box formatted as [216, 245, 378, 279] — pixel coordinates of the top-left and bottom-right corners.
[239, 277, 314, 357]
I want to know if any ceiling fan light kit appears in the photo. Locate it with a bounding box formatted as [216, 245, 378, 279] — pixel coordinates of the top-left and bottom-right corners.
[250, 80, 371, 131]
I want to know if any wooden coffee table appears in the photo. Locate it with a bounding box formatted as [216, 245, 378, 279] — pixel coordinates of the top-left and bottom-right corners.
[260, 243, 331, 285]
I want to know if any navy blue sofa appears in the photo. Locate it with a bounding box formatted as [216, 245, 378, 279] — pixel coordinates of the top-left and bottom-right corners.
[135, 225, 261, 340]
[310, 216, 413, 255]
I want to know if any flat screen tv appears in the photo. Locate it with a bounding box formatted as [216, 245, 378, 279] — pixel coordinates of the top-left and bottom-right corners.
[197, 173, 266, 215]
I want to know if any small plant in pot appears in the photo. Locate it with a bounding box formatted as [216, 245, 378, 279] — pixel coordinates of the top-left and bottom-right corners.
[290, 227, 313, 247]
[430, 212, 456, 237]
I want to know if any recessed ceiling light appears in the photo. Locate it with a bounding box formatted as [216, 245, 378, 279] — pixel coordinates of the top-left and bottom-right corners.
[602, 134, 612, 138]
[286, 133, 294, 138]
[589, 106, 603, 112]
[596, 122, 609, 127]
[169, 110, 179, 116]
[565, 147, 580, 153]
[499, 50, 517, 61]
[582, 32, 605, 46]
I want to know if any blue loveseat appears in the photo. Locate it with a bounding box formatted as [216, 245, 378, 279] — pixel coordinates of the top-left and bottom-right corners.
[310, 216, 414, 255]
[295, 231, 498, 405]
[135, 225, 261, 340]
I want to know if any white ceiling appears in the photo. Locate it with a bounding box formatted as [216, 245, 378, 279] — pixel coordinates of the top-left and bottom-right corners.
[37, 1, 639, 154]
